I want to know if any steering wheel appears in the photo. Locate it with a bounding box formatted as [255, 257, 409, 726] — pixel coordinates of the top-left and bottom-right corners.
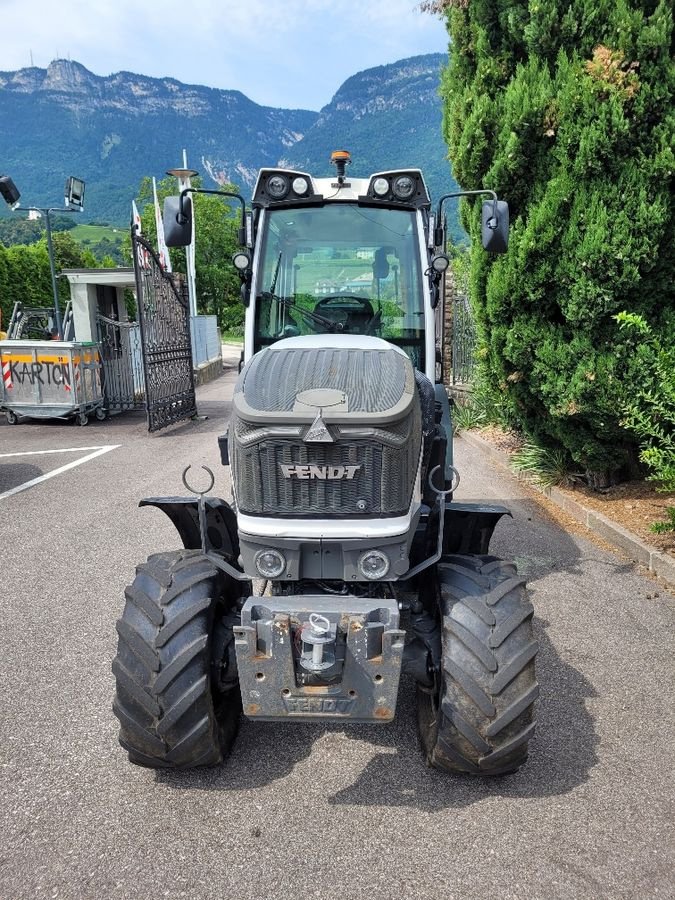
[313, 295, 376, 334]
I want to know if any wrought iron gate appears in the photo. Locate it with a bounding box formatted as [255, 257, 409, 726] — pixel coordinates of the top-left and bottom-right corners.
[132, 231, 197, 432]
[97, 314, 146, 411]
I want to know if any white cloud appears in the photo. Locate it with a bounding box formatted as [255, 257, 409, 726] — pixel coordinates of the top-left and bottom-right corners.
[1, 0, 448, 108]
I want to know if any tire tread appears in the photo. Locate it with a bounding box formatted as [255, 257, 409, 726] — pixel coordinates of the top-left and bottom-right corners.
[112, 549, 241, 769]
[418, 554, 538, 776]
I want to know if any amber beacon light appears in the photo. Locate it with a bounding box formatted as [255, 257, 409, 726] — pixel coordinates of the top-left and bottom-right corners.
[330, 149, 351, 182]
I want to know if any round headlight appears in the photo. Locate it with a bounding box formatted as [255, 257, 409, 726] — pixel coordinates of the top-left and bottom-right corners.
[431, 254, 450, 274]
[267, 174, 289, 199]
[232, 251, 250, 271]
[254, 549, 286, 578]
[292, 176, 310, 196]
[358, 549, 390, 581]
[372, 177, 390, 197]
[393, 175, 416, 200]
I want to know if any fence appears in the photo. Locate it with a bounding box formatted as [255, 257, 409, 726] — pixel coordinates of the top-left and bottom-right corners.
[191, 315, 221, 367]
[451, 292, 476, 387]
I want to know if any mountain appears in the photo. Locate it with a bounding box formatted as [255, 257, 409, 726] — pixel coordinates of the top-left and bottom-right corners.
[0, 55, 457, 228]
[285, 54, 458, 215]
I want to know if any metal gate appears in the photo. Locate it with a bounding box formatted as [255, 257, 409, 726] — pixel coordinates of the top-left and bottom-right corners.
[97, 314, 146, 411]
[451, 293, 476, 386]
[132, 231, 197, 432]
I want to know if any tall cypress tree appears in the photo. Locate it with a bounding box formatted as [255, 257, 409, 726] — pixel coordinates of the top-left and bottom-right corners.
[434, 0, 674, 480]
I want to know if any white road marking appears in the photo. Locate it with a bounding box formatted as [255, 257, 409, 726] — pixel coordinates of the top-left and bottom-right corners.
[0, 446, 113, 459]
[0, 445, 120, 501]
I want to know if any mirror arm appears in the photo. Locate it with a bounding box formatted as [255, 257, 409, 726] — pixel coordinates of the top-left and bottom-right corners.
[436, 189, 498, 233]
[178, 187, 249, 244]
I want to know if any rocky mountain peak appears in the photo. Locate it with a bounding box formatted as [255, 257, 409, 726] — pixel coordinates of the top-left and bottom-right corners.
[43, 59, 99, 93]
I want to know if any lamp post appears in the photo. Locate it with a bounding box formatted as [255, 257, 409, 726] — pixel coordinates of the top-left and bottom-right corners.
[17, 176, 86, 337]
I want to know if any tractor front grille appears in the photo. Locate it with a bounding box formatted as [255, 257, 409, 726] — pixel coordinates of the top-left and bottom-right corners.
[232, 406, 421, 518]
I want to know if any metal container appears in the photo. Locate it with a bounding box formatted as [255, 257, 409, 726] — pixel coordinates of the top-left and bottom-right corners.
[0, 340, 105, 424]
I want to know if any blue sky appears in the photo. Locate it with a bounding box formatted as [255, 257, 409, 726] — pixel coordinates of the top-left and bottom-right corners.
[3, 1, 449, 109]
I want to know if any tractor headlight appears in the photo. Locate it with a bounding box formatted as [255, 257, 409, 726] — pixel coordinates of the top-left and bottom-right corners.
[393, 175, 415, 201]
[254, 548, 286, 578]
[267, 174, 290, 199]
[292, 176, 310, 196]
[358, 549, 390, 580]
[372, 177, 390, 197]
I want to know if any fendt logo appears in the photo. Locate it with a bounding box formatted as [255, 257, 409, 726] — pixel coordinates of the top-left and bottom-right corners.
[280, 464, 361, 480]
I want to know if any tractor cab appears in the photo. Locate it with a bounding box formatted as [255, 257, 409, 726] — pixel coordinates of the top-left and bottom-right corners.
[244, 153, 435, 378]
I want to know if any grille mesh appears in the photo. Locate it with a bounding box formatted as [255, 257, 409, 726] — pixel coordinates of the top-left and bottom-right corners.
[232, 403, 421, 517]
[242, 347, 410, 413]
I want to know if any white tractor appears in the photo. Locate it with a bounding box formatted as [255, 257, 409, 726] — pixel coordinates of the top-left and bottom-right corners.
[112, 151, 538, 776]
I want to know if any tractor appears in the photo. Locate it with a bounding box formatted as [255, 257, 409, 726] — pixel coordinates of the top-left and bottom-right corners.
[112, 151, 538, 776]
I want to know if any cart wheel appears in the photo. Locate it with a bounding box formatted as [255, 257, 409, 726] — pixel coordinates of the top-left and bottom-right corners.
[95, 407, 107, 421]
[5, 410, 18, 425]
[78, 413, 89, 426]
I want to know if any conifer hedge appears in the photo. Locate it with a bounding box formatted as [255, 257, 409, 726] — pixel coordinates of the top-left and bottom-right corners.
[436, 0, 674, 479]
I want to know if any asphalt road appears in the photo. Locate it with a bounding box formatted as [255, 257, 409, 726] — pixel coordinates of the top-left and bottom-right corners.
[1, 364, 674, 900]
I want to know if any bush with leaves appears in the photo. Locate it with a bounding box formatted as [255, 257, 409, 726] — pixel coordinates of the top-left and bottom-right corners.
[0, 232, 103, 329]
[615, 311, 675, 531]
[428, 0, 674, 484]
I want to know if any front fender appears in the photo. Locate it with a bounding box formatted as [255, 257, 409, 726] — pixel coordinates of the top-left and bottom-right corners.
[139, 496, 240, 559]
[443, 502, 512, 556]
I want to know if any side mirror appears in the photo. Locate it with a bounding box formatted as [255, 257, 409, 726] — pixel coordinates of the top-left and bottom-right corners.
[373, 247, 390, 280]
[481, 200, 509, 253]
[163, 195, 193, 247]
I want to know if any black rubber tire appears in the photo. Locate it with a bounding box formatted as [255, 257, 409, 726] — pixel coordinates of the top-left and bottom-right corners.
[112, 549, 242, 769]
[5, 409, 17, 425]
[418, 554, 539, 776]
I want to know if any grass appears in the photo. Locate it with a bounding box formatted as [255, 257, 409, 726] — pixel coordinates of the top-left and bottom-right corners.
[511, 441, 580, 488]
[70, 224, 124, 244]
[452, 399, 487, 433]
[651, 507, 675, 534]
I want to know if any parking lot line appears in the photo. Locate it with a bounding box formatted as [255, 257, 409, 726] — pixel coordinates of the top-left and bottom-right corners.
[0, 445, 120, 500]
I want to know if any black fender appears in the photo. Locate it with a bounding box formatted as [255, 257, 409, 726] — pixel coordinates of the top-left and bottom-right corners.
[139, 496, 240, 559]
[442, 502, 512, 556]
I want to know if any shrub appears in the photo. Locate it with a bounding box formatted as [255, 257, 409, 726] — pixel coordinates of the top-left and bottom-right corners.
[433, 0, 674, 483]
[615, 311, 675, 494]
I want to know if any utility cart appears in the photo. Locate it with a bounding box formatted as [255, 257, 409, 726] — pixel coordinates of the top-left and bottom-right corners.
[1, 339, 105, 425]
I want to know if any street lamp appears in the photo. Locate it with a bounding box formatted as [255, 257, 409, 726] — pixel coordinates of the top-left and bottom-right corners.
[15, 176, 86, 337]
[0, 175, 21, 209]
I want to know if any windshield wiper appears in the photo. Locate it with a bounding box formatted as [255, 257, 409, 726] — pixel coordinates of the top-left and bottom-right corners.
[260, 291, 345, 332]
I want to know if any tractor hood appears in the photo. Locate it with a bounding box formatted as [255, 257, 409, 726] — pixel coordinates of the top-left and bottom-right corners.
[233, 335, 416, 426]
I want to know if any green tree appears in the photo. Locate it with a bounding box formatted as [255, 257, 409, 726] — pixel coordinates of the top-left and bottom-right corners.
[0, 232, 111, 329]
[431, 0, 674, 482]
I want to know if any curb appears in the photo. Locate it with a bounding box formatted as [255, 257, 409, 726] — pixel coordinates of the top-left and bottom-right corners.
[460, 429, 675, 590]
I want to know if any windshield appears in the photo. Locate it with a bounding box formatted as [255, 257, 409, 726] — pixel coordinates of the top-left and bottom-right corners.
[254, 203, 425, 368]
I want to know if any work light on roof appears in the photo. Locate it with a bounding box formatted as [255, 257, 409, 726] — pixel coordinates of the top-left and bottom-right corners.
[393, 175, 415, 201]
[372, 177, 390, 197]
[292, 176, 310, 197]
[267, 174, 290, 199]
